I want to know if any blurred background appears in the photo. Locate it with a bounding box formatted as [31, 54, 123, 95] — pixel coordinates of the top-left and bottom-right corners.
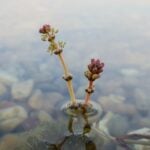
[0, 0, 150, 149]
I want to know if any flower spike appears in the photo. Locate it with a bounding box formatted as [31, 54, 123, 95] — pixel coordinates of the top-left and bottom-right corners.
[39, 24, 76, 105]
[84, 58, 104, 105]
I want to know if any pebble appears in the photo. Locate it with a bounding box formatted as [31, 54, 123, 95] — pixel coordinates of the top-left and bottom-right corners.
[98, 95, 137, 116]
[99, 112, 129, 137]
[11, 79, 34, 100]
[28, 89, 63, 111]
[0, 71, 18, 86]
[21, 116, 39, 131]
[134, 88, 150, 113]
[139, 117, 150, 128]
[0, 134, 22, 150]
[0, 83, 7, 96]
[0, 105, 28, 131]
[37, 110, 53, 123]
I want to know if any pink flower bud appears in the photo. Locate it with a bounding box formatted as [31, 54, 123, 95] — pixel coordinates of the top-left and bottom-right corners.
[39, 24, 51, 34]
[88, 59, 104, 74]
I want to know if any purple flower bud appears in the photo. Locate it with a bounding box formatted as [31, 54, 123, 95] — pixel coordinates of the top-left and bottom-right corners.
[39, 24, 51, 34]
[39, 28, 44, 33]
[88, 59, 104, 74]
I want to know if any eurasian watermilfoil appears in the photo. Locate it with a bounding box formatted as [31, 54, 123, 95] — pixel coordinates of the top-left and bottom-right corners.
[39, 24, 104, 106]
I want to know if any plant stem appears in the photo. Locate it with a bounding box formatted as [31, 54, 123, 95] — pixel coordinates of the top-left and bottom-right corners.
[93, 127, 150, 146]
[123, 139, 150, 146]
[84, 81, 93, 105]
[57, 53, 76, 104]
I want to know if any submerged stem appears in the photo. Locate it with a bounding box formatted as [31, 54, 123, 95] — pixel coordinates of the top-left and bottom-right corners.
[93, 127, 150, 147]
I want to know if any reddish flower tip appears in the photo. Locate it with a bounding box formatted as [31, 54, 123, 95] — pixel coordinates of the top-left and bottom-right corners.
[88, 58, 104, 74]
[39, 24, 51, 34]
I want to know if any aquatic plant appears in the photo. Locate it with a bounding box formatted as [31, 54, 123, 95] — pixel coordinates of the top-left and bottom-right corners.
[84, 58, 104, 105]
[39, 24, 150, 150]
[39, 24, 76, 105]
[39, 24, 104, 108]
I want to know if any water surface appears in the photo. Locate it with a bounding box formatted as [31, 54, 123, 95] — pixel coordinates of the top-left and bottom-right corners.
[0, 0, 150, 149]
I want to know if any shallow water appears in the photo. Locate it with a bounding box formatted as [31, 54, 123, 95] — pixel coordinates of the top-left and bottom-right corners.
[0, 0, 150, 149]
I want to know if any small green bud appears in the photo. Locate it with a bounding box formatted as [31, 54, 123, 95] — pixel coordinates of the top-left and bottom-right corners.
[55, 29, 59, 33]
[92, 74, 100, 80]
[41, 34, 47, 41]
[84, 70, 92, 79]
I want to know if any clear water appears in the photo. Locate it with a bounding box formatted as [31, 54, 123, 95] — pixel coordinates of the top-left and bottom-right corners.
[0, 0, 150, 149]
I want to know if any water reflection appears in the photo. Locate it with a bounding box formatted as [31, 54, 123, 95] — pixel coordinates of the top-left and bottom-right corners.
[47, 135, 96, 150]
[46, 111, 95, 150]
